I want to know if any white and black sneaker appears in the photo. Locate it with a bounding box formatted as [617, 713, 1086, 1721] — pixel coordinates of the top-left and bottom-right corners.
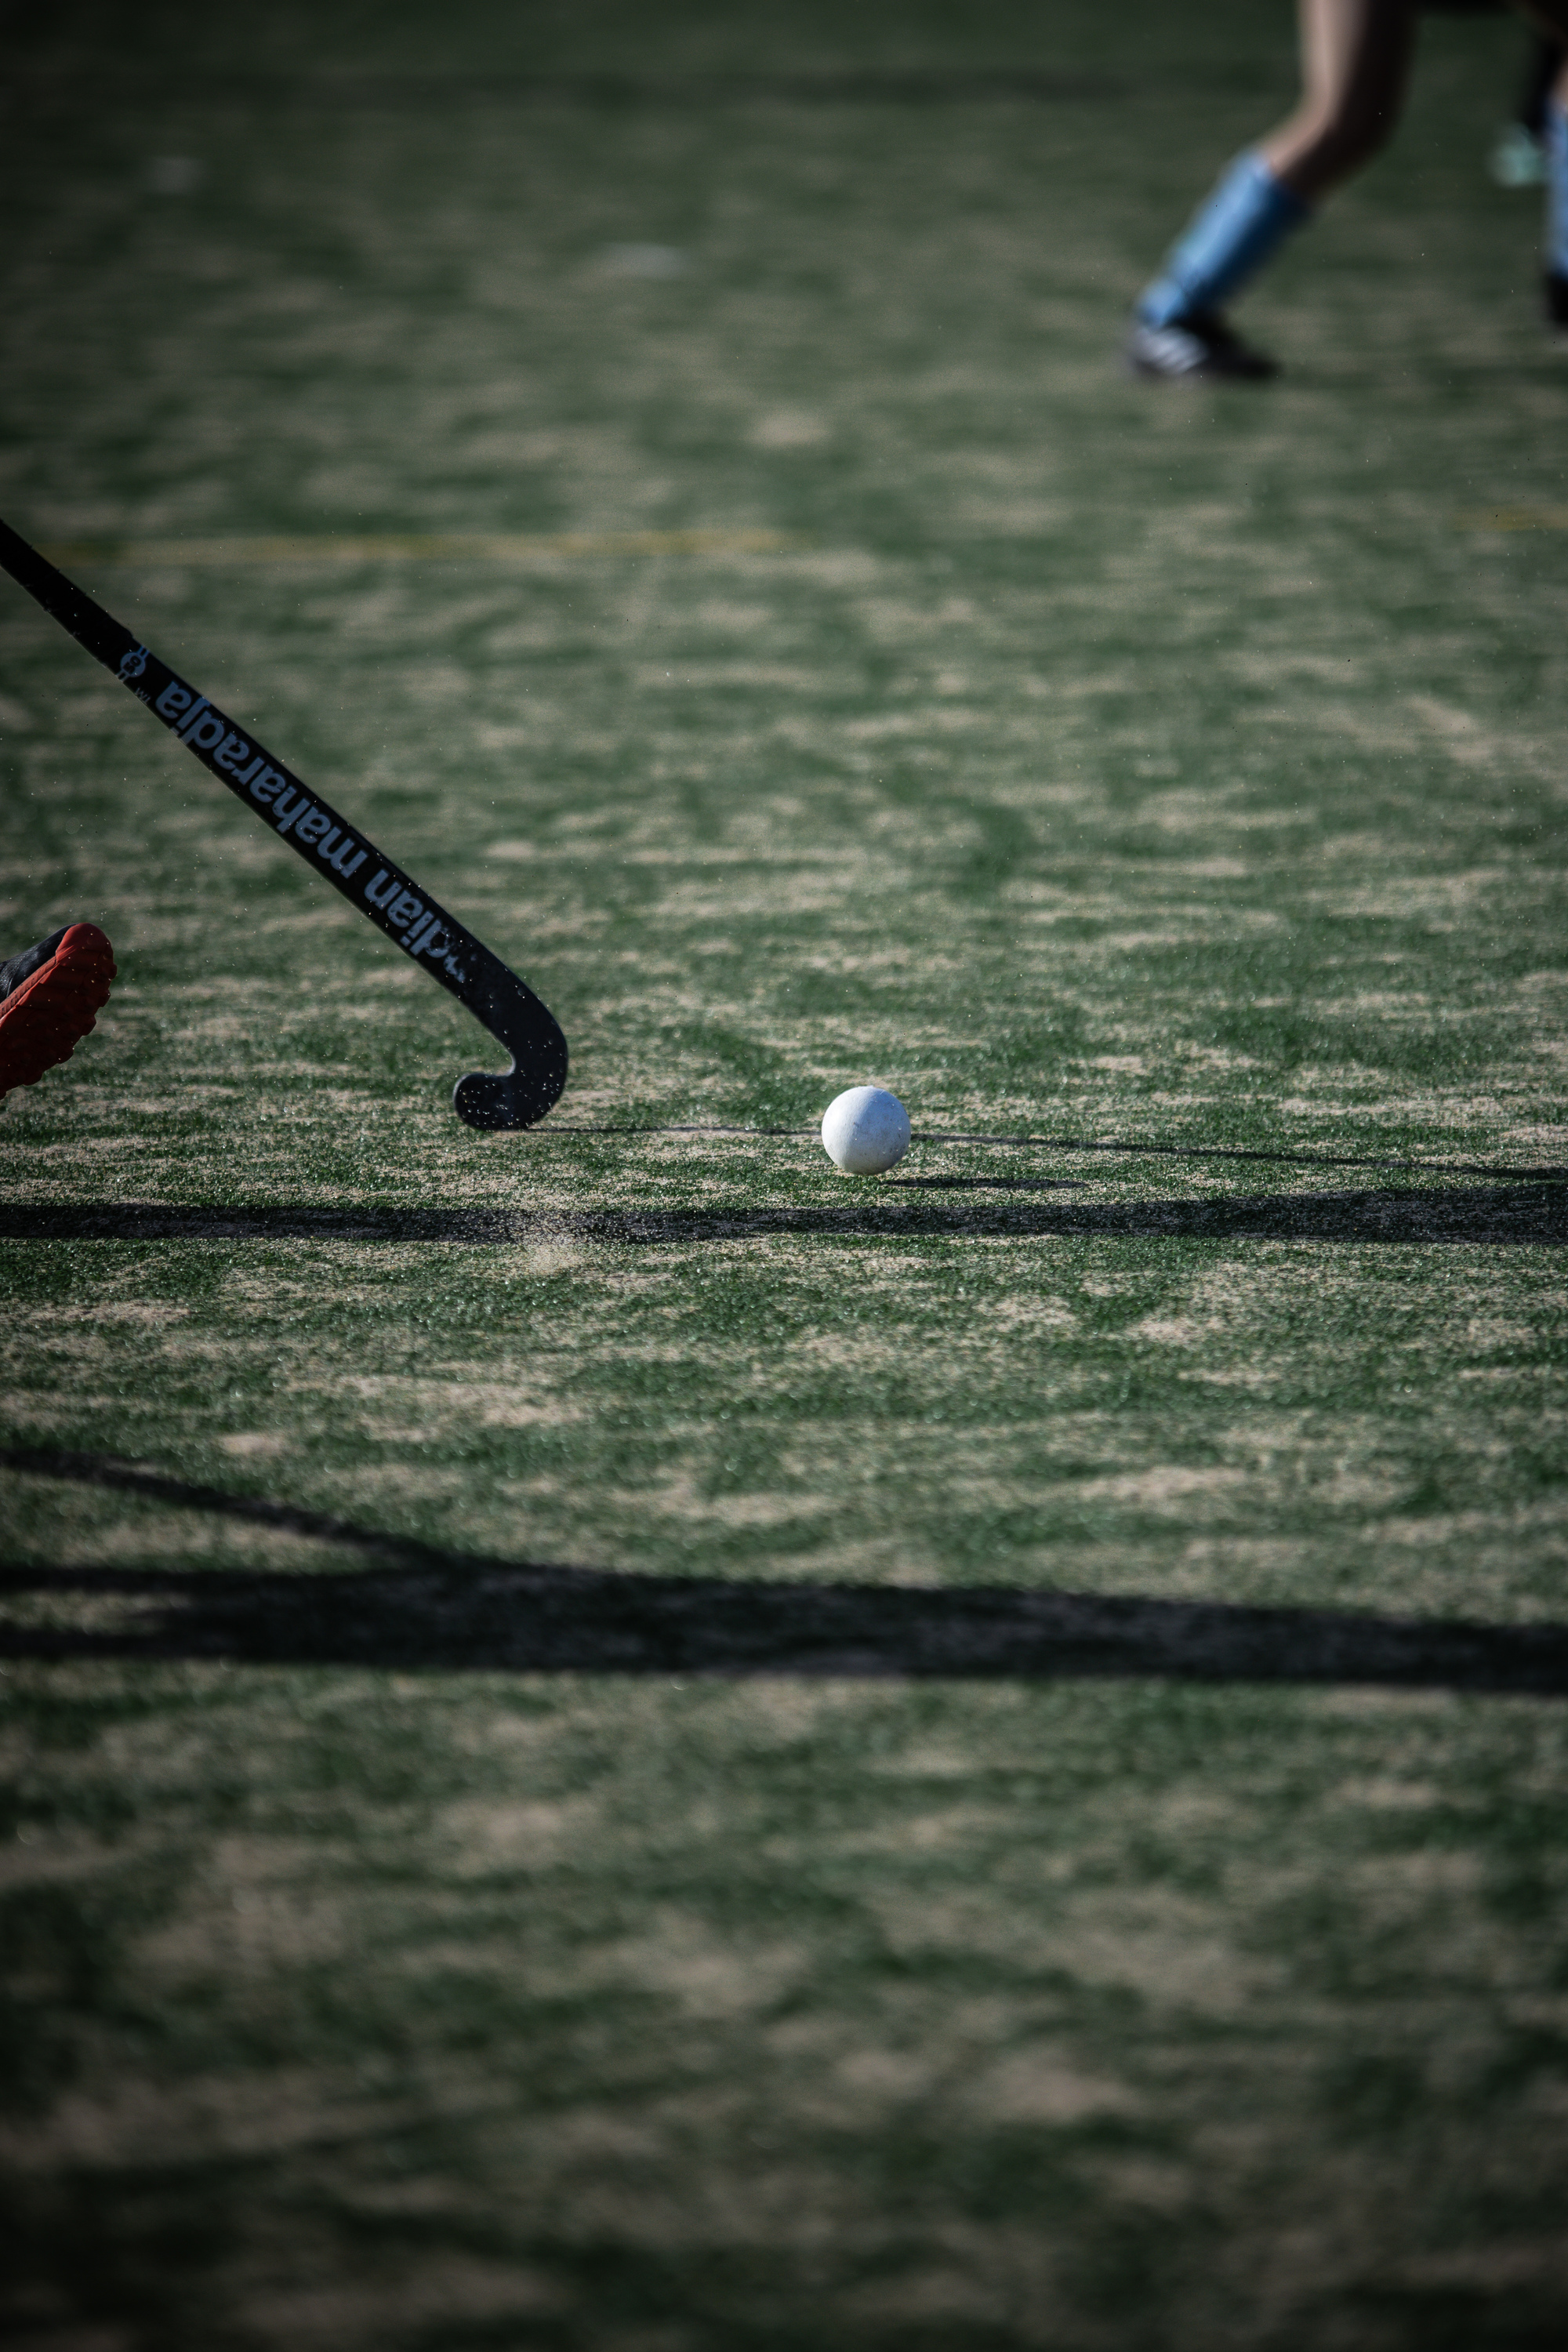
[1124, 308, 1278, 382]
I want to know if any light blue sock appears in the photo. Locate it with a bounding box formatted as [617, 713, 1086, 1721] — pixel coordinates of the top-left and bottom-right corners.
[1137, 151, 1311, 327]
[1548, 97, 1568, 277]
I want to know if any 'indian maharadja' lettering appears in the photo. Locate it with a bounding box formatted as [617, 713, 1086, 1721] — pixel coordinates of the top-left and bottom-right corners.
[143, 666, 469, 984]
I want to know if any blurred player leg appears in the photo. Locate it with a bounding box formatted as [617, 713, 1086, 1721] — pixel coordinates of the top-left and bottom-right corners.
[1127, 0, 1417, 379]
[1261, 0, 1418, 201]
[1548, 49, 1568, 330]
[1490, 33, 1563, 185]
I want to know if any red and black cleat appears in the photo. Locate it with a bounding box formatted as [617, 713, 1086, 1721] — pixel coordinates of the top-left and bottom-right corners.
[0, 924, 118, 1102]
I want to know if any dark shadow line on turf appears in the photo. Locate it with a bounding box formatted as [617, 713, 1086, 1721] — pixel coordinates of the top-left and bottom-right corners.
[2, 1185, 1565, 1246]
[542, 1125, 1568, 1183]
[2, 1450, 1566, 1693]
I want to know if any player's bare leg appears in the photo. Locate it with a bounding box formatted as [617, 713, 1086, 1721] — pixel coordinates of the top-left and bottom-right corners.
[1259, 0, 1417, 204]
[1126, 0, 1568, 380]
[1127, 0, 1417, 380]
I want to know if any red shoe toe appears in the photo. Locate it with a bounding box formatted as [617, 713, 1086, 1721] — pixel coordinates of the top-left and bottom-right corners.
[0, 924, 118, 1099]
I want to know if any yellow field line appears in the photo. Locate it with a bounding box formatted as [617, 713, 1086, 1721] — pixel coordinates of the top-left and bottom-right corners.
[44, 518, 1559, 561]
[1456, 507, 1568, 532]
[37, 526, 806, 568]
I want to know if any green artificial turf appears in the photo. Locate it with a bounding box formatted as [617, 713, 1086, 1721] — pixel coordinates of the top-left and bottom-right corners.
[2, 2, 1568, 2343]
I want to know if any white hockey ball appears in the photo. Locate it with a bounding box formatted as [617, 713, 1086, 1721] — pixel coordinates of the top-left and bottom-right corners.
[820, 1086, 912, 1175]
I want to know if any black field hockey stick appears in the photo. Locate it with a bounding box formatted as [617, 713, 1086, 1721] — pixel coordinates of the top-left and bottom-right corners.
[0, 517, 567, 1130]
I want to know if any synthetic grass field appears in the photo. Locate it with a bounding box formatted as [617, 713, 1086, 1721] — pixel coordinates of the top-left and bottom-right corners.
[4, 2, 1568, 2343]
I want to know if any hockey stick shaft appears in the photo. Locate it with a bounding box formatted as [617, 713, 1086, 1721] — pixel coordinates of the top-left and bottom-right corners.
[0, 517, 567, 1130]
